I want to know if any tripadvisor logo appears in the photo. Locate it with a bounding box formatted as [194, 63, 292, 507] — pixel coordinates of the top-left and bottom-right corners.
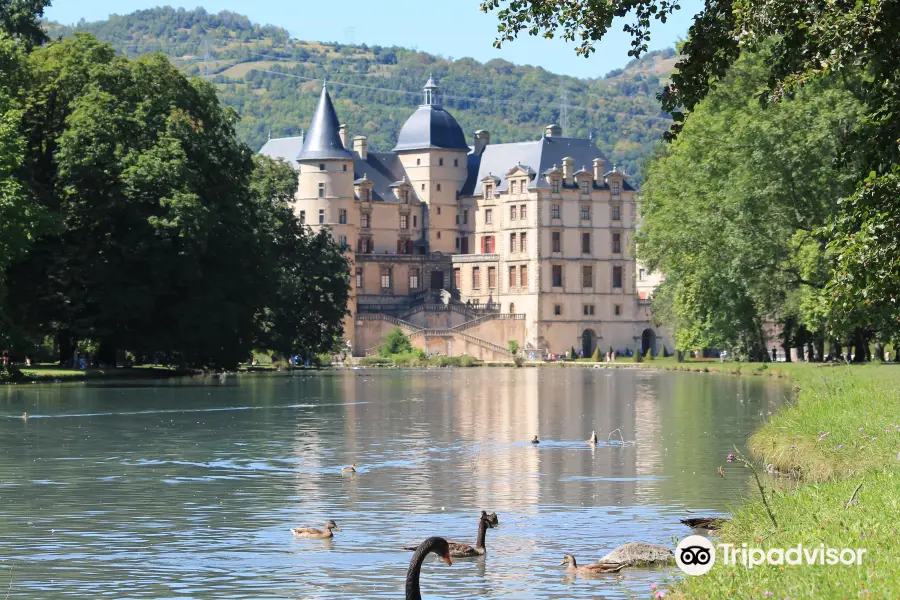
[676, 535, 715, 576]
[676, 535, 868, 576]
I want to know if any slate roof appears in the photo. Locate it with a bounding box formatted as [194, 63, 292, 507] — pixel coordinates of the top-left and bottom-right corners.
[393, 104, 470, 152]
[258, 135, 304, 165]
[298, 86, 354, 161]
[353, 151, 410, 203]
[462, 137, 620, 196]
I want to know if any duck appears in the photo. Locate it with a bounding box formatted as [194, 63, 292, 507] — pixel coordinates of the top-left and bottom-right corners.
[531, 435, 540, 444]
[680, 517, 728, 533]
[405, 511, 498, 557]
[586, 430, 598, 444]
[560, 553, 625, 574]
[406, 537, 452, 600]
[341, 464, 357, 473]
[290, 519, 340, 539]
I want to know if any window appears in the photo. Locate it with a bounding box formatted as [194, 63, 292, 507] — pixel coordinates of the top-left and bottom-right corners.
[343, 164, 347, 171]
[611, 204, 621, 221]
[612, 232, 622, 254]
[639, 268, 645, 281]
[454, 268, 461, 289]
[454, 158, 459, 167]
[552, 232, 561, 253]
[484, 183, 493, 197]
[361, 213, 370, 228]
[318, 209, 325, 224]
[400, 214, 408, 229]
[338, 235, 348, 247]
[509, 232, 517, 252]
[510, 205, 517, 220]
[455, 237, 460, 249]
[355, 267, 362, 289]
[436, 183, 441, 191]
[551, 178, 561, 193]
[510, 180, 517, 194]
[488, 267, 497, 289]
[611, 181, 620, 195]
[437, 207, 441, 215]
[319, 163, 325, 171]
[520, 204, 527, 220]
[509, 266, 516, 290]
[583, 304, 595, 316]
[551, 204, 561, 219]
[339, 209, 347, 224]
[520, 232, 527, 253]
[417, 158, 421, 165]
[360, 188, 371, 202]
[318, 182, 325, 198]
[463, 209, 469, 224]
[614, 304, 622, 316]
[473, 267, 481, 289]
[437, 231, 441, 239]
[554, 304, 562, 315]
[380, 267, 392, 291]
[552, 265, 563, 287]
[400, 190, 409, 203]
[421, 183, 425, 191]
[581, 205, 591, 221]
[485, 209, 492, 224]
[299, 210, 306, 224]
[582, 233, 591, 254]
[413, 215, 417, 228]
[409, 268, 419, 290]
[582, 266, 593, 289]
[520, 264, 528, 288]
[439, 158, 444, 166]
[580, 180, 590, 194]
[482, 235, 495, 254]
[613, 266, 623, 289]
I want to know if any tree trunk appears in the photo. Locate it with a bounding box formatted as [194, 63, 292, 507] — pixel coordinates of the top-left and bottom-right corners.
[57, 330, 75, 367]
[853, 329, 867, 363]
[874, 342, 885, 362]
[829, 340, 842, 362]
[815, 337, 825, 362]
[98, 340, 117, 368]
[780, 320, 793, 363]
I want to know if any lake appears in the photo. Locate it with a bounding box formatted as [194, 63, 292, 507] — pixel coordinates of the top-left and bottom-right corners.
[0, 367, 786, 599]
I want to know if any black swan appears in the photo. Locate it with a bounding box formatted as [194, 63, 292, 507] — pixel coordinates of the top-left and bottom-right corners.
[406, 537, 452, 600]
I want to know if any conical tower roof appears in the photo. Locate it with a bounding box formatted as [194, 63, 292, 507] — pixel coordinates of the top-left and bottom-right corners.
[297, 85, 354, 161]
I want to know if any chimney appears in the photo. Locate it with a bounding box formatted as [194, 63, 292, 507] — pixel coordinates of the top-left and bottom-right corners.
[474, 130, 490, 155]
[339, 123, 349, 149]
[593, 158, 603, 181]
[545, 124, 562, 138]
[562, 156, 574, 185]
[353, 135, 368, 160]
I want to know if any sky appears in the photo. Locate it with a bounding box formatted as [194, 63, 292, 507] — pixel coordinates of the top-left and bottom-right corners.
[44, 0, 703, 79]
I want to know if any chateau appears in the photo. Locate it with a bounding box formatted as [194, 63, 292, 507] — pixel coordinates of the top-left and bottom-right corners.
[260, 78, 668, 359]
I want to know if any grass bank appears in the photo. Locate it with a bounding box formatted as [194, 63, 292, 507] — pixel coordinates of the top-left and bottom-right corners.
[669, 364, 900, 599]
[13, 364, 187, 382]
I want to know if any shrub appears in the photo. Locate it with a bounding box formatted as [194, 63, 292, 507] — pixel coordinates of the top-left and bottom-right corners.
[508, 340, 520, 355]
[513, 356, 525, 367]
[645, 347, 654, 360]
[570, 346, 577, 360]
[634, 346, 643, 363]
[0, 363, 24, 382]
[379, 327, 413, 357]
[591, 347, 601, 361]
[662, 346, 670, 358]
[358, 356, 391, 367]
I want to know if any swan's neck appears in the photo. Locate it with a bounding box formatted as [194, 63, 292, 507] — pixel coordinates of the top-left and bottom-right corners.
[405, 545, 429, 600]
[475, 518, 488, 550]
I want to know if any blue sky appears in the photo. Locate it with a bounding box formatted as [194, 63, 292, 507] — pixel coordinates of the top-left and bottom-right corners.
[45, 0, 703, 79]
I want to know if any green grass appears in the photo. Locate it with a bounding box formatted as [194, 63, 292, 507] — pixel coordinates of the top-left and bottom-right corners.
[357, 353, 482, 368]
[18, 364, 184, 381]
[668, 364, 900, 599]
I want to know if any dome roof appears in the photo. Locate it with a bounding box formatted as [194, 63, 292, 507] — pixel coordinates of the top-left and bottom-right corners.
[392, 77, 469, 152]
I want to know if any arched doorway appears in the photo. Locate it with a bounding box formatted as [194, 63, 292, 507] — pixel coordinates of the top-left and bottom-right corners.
[582, 329, 596, 358]
[641, 328, 657, 355]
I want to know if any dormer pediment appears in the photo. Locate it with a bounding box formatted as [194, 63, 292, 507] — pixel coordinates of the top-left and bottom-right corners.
[505, 163, 536, 178]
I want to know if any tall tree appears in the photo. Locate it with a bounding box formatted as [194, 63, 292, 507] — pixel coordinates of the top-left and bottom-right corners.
[0, 0, 49, 48]
[635, 51, 862, 358]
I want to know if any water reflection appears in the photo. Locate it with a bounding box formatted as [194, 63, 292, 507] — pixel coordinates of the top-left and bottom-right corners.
[0, 368, 785, 598]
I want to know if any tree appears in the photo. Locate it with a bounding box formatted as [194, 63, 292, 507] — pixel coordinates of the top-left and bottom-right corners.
[507, 339, 520, 355]
[635, 50, 861, 359]
[379, 327, 413, 356]
[0, 0, 50, 49]
[591, 346, 601, 361]
[252, 155, 351, 361]
[482, 0, 900, 338]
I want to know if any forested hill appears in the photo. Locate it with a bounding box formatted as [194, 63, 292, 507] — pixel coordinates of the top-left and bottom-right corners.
[46, 7, 678, 184]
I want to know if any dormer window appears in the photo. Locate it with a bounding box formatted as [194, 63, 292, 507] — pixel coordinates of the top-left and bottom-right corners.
[611, 181, 620, 195]
[401, 189, 409, 203]
[360, 188, 371, 202]
[551, 179, 561, 194]
[484, 183, 493, 197]
[580, 180, 590, 195]
[319, 163, 325, 171]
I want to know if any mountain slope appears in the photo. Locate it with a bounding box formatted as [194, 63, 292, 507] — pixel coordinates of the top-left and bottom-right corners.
[47, 7, 678, 184]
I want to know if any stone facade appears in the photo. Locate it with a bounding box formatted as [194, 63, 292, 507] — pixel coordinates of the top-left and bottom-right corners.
[260, 79, 669, 358]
